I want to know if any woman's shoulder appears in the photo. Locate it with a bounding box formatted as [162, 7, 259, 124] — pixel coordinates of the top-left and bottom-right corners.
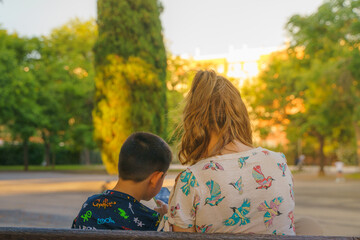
[194, 147, 263, 163]
[186, 147, 263, 173]
[183, 147, 288, 178]
[257, 147, 288, 162]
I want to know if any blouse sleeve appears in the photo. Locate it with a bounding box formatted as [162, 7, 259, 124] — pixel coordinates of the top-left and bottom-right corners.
[159, 168, 201, 231]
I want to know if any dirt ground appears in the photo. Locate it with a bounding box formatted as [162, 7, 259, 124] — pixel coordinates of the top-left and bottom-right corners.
[0, 170, 359, 236]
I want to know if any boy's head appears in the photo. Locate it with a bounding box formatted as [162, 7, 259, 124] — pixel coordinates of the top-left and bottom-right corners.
[118, 132, 172, 185]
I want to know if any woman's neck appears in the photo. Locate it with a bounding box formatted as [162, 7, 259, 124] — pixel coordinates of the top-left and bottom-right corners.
[207, 132, 253, 156]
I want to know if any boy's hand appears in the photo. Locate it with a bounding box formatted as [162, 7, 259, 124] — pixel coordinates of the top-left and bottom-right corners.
[154, 199, 168, 216]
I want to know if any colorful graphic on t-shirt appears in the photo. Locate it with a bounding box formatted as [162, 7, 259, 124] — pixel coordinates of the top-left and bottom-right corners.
[71, 190, 159, 231]
[81, 210, 92, 222]
[92, 198, 116, 209]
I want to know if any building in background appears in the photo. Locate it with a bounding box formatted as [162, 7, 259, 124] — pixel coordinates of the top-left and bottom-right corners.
[192, 45, 281, 86]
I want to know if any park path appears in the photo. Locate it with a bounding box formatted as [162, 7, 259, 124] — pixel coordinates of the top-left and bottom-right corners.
[0, 170, 359, 236]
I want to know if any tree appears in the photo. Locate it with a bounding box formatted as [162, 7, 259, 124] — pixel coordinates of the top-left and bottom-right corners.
[287, 0, 360, 170]
[244, 0, 360, 174]
[1, 19, 98, 169]
[93, 0, 167, 174]
[46, 19, 97, 165]
[0, 30, 40, 170]
[33, 19, 97, 166]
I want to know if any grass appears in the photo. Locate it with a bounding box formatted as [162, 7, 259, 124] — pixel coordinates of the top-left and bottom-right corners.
[0, 164, 106, 173]
[345, 172, 360, 180]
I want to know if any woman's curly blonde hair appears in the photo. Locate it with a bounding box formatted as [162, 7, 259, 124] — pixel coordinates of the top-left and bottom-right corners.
[178, 70, 252, 165]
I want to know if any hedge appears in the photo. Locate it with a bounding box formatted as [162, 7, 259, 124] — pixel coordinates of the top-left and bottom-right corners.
[0, 143, 80, 165]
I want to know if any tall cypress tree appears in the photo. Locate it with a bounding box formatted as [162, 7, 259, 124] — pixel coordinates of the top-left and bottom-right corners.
[93, 0, 167, 174]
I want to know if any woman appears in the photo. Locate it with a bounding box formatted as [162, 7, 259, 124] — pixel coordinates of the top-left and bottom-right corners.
[160, 70, 296, 235]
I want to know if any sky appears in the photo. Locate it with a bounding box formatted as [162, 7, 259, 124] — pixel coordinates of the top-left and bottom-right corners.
[0, 0, 325, 56]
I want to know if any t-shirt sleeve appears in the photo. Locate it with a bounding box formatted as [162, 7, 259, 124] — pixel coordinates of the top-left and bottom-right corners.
[163, 169, 201, 230]
[71, 217, 77, 228]
[148, 210, 161, 231]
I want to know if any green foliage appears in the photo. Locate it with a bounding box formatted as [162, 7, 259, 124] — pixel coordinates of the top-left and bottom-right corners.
[94, 0, 167, 174]
[39, 18, 98, 154]
[244, 0, 360, 169]
[34, 19, 97, 164]
[0, 29, 41, 171]
[0, 19, 98, 168]
[287, 0, 360, 166]
[94, 0, 166, 71]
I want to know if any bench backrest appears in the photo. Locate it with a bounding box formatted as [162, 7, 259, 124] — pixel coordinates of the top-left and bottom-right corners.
[0, 227, 358, 240]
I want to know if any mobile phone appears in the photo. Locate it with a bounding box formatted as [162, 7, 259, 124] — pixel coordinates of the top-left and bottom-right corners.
[154, 187, 170, 204]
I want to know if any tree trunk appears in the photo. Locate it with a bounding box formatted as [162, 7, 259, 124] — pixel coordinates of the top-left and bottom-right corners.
[354, 122, 360, 168]
[41, 131, 51, 167]
[23, 138, 29, 171]
[318, 135, 326, 176]
[83, 148, 91, 165]
[44, 142, 51, 167]
[51, 151, 56, 170]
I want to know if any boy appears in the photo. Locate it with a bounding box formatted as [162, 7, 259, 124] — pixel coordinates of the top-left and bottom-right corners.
[71, 132, 172, 230]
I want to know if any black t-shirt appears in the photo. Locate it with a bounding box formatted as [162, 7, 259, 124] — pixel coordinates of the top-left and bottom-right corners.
[71, 190, 160, 230]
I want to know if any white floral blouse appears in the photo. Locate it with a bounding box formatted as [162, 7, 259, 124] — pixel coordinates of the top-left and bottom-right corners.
[158, 147, 295, 235]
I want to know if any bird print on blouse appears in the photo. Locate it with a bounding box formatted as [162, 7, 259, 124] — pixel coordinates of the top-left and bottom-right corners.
[252, 165, 275, 190]
[288, 211, 295, 232]
[262, 150, 270, 155]
[277, 163, 287, 177]
[190, 195, 201, 218]
[170, 204, 180, 218]
[196, 224, 213, 233]
[289, 184, 294, 201]
[160, 148, 295, 235]
[229, 176, 244, 194]
[223, 198, 251, 227]
[202, 160, 224, 171]
[238, 156, 250, 169]
[179, 169, 199, 196]
[205, 180, 225, 206]
[273, 230, 285, 235]
[257, 197, 283, 228]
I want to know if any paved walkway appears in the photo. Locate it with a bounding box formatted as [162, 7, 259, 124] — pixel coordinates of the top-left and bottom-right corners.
[0, 170, 359, 236]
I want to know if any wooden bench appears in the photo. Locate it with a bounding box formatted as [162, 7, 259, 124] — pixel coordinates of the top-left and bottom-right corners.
[0, 227, 358, 240]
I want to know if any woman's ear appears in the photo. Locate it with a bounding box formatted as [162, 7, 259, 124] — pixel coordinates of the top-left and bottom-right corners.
[149, 171, 164, 188]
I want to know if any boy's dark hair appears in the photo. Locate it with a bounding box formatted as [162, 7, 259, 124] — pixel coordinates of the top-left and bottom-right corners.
[118, 132, 172, 182]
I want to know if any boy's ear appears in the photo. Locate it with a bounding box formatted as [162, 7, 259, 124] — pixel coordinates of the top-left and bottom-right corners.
[149, 171, 164, 188]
